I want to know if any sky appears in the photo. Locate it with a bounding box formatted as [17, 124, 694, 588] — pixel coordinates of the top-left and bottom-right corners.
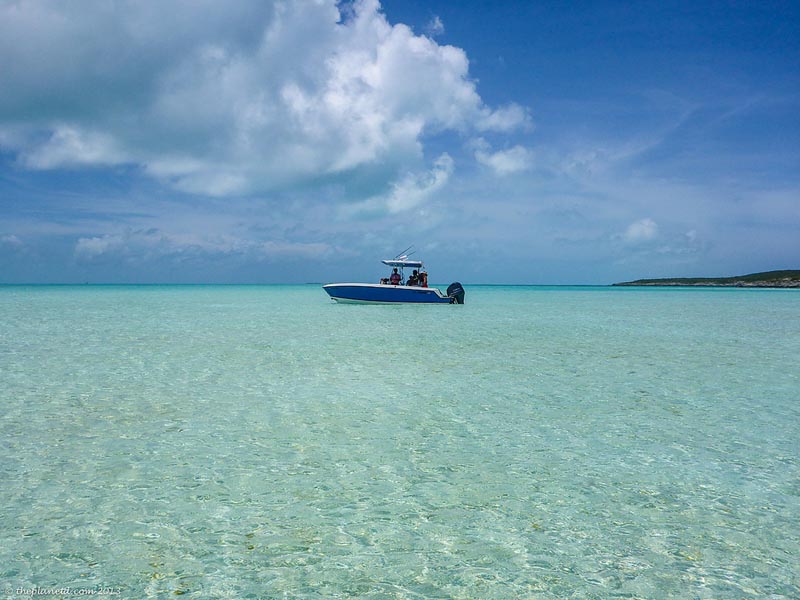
[1, 0, 798, 284]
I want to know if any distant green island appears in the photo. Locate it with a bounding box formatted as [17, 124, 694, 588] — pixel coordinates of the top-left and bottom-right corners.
[613, 270, 800, 288]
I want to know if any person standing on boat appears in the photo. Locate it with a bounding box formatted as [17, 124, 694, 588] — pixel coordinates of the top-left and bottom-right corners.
[419, 271, 428, 287]
[407, 270, 419, 286]
[389, 268, 401, 285]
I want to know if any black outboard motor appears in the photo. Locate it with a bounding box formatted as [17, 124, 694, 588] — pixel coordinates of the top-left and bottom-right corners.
[446, 282, 465, 304]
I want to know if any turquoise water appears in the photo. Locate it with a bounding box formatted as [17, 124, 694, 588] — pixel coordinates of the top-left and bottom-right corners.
[1, 285, 798, 599]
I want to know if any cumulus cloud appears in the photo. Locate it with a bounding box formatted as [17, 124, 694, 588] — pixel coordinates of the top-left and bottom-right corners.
[386, 153, 454, 212]
[0, 0, 529, 196]
[622, 218, 659, 243]
[474, 139, 533, 175]
[343, 152, 454, 216]
[20, 127, 129, 169]
[477, 103, 532, 133]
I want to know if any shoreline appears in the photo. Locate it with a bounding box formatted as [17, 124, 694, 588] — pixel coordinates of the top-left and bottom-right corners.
[614, 280, 800, 288]
[613, 269, 800, 288]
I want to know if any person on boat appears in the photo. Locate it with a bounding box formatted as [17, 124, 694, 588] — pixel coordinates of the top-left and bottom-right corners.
[419, 271, 428, 287]
[389, 268, 401, 285]
[407, 270, 419, 286]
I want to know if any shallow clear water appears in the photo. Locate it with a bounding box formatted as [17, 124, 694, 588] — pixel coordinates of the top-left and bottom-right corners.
[1, 285, 798, 599]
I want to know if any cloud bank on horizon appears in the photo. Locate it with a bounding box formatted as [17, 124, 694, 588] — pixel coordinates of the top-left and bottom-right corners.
[1, 0, 798, 283]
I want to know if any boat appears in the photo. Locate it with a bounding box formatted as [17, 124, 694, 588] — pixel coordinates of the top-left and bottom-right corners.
[323, 257, 465, 304]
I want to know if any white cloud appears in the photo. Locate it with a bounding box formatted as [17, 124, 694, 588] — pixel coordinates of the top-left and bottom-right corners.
[474, 140, 533, 175]
[75, 230, 170, 261]
[259, 240, 333, 260]
[477, 103, 532, 133]
[20, 126, 128, 169]
[426, 15, 445, 37]
[75, 228, 333, 263]
[1, 234, 23, 247]
[386, 153, 454, 212]
[343, 152, 454, 216]
[622, 218, 659, 243]
[0, 0, 529, 197]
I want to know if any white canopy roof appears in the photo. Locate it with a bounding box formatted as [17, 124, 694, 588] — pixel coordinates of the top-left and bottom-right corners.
[381, 259, 423, 269]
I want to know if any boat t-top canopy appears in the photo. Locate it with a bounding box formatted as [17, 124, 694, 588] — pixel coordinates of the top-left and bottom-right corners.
[381, 259, 424, 269]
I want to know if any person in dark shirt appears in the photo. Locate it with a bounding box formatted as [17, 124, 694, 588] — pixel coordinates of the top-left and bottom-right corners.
[407, 269, 419, 286]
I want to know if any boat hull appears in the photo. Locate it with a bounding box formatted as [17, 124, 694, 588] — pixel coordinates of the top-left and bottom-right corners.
[323, 283, 453, 304]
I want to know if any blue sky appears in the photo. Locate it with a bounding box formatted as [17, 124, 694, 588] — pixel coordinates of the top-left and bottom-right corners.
[1, 0, 798, 284]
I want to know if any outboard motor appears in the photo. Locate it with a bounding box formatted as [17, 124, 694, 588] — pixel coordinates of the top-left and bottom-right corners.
[446, 282, 465, 304]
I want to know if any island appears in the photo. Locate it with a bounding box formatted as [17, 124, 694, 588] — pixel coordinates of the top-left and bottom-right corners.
[613, 270, 800, 288]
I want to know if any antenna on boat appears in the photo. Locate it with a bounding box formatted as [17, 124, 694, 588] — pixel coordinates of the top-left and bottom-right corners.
[395, 245, 414, 260]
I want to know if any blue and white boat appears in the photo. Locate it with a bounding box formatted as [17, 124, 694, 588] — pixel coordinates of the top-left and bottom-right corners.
[323, 257, 465, 304]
